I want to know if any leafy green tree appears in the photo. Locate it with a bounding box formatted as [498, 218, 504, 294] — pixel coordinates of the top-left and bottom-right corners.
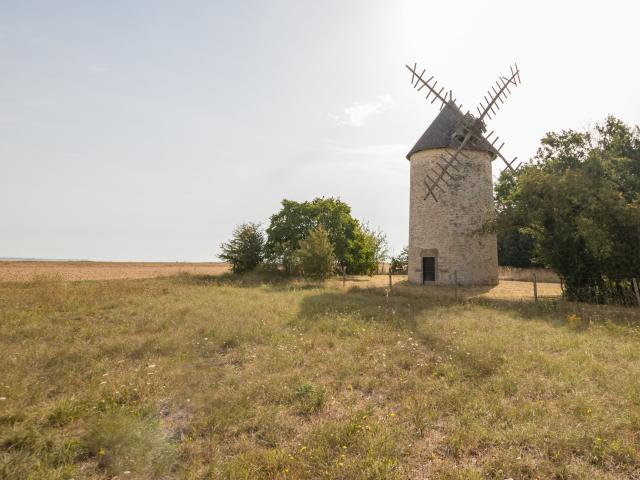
[219, 222, 264, 273]
[390, 246, 408, 274]
[345, 224, 388, 275]
[497, 230, 537, 268]
[496, 116, 640, 301]
[295, 225, 336, 278]
[366, 224, 389, 266]
[265, 197, 386, 275]
[495, 168, 539, 268]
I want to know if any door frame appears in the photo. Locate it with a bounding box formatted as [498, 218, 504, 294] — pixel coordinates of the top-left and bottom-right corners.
[422, 256, 436, 283]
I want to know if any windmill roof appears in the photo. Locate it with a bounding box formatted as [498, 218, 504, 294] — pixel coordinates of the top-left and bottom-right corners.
[406, 106, 497, 160]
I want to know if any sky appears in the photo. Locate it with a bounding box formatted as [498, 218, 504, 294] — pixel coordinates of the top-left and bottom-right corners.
[1, 0, 639, 261]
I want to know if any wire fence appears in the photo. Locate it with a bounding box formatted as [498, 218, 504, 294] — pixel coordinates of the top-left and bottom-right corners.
[560, 277, 640, 307]
[369, 268, 640, 307]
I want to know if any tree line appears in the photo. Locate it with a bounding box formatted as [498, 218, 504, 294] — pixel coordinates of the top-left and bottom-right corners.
[220, 197, 388, 278]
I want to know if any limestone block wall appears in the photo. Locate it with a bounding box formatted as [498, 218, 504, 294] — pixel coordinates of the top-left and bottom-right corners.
[408, 148, 498, 286]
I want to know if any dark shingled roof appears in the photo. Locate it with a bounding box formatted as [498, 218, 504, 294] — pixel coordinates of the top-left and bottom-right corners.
[406, 106, 497, 160]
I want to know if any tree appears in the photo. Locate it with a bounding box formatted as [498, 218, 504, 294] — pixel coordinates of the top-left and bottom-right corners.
[390, 246, 408, 274]
[295, 225, 336, 279]
[495, 168, 539, 268]
[219, 222, 264, 273]
[265, 197, 386, 275]
[345, 224, 388, 276]
[495, 116, 640, 301]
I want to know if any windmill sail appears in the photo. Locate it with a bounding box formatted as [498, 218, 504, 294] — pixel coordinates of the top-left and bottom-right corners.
[405, 63, 462, 111]
[476, 64, 521, 122]
[406, 61, 522, 200]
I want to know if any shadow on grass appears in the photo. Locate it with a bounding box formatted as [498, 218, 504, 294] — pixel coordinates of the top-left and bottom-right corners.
[292, 286, 640, 381]
[295, 283, 640, 333]
[169, 271, 326, 291]
[172, 271, 640, 329]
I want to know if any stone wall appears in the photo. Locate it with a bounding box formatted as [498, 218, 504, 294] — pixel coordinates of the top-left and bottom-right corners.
[408, 148, 498, 286]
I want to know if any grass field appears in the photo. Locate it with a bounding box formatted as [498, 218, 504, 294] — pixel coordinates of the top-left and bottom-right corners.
[1, 272, 639, 479]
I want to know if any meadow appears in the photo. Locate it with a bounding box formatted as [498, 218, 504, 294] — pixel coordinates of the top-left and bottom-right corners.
[1, 271, 639, 479]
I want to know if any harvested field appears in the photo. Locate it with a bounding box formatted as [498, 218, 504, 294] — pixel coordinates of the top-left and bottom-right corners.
[0, 261, 229, 282]
[499, 266, 561, 283]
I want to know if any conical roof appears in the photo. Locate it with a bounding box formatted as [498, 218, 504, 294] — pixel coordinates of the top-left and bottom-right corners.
[406, 106, 497, 160]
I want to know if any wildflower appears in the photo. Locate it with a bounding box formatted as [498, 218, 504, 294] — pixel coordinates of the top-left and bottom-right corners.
[98, 448, 106, 456]
[566, 314, 582, 328]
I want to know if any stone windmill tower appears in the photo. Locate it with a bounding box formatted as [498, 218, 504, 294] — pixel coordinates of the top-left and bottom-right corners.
[405, 62, 521, 286]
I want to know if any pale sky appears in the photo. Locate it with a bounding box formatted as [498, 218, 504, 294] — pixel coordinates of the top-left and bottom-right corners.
[2, 0, 639, 261]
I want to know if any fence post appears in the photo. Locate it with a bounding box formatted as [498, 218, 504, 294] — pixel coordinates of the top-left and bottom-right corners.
[388, 267, 392, 291]
[632, 278, 640, 307]
[533, 273, 538, 303]
[454, 270, 458, 301]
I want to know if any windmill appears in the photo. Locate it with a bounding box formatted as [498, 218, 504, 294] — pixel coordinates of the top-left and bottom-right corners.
[404, 62, 522, 286]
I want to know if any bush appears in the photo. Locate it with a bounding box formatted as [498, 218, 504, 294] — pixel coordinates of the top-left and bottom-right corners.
[219, 222, 264, 273]
[295, 225, 336, 279]
[390, 246, 408, 274]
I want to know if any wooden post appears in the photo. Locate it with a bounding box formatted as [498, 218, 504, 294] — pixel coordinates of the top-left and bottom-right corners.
[533, 273, 538, 303]
[454, 270, 458, 301]
[342, 265, 346, 289]
[632, 278, 640, 307]
[388, 267, 392, 291]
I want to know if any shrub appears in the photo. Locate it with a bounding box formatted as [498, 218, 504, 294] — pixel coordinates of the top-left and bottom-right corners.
[219, 222, 264, 273]
[390, 246, 408, 274]
[296, 225, 336, 279]
[293, 383, 326, 416]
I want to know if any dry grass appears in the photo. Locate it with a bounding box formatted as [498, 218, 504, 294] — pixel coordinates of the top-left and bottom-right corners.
[0, 261, 229, 282]
[1, 272, 639, 479]
[330, 275, 562, 301]
[499, 266, 561, 284]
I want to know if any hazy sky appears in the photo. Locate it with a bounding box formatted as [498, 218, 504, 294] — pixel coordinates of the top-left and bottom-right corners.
[2, 0, 639, 261]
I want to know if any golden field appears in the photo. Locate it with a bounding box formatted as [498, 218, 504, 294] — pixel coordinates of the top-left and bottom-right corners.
[0, 261, 229, 282]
